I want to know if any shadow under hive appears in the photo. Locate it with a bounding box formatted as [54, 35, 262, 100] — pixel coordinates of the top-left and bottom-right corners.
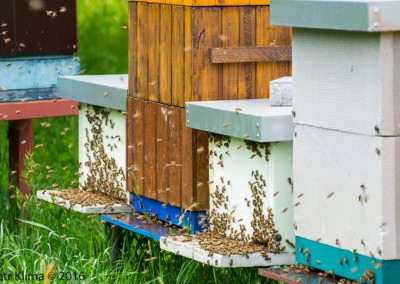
[127, 0, 292, 211]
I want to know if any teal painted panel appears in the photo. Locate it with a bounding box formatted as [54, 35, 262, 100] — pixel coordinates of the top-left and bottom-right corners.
[296, 237, 400, 283]
[0, 56, 80, 91]
[58, 75, 128, 111]
[271, 0, 370, 31]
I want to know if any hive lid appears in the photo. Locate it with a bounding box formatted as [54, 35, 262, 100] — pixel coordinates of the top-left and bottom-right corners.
[128, 0, 270, 6]
[271, 0, 400, 32]
[57, 75, 128, 111]
[185, 99, 294, 142]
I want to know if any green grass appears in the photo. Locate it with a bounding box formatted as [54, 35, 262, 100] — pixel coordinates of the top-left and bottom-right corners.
[0, 0, 279, 282]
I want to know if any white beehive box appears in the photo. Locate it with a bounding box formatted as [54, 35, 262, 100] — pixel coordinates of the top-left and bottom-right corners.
[294, 124, 400, 260]
[37, 75, 131, 213]
[160, 99, 296, 267]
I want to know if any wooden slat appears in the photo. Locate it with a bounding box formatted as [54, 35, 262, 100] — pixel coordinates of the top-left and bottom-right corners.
[136, 2, 148, 100]
[167, 106, 181, 207]
[128, 3, 138, 98]
[184, 6, 193, 103]
[269, 26, 292, 84]
[255, 6, 271, 99]
[148, 4, 160, 102]
[0, 99, 78, 121]
[238, 7, 256, 99]
[172, 6, 185, 107]
[132, 99, 145, 195]
[156, 104, 169, 203]
[191, 7, 222, 102]
[144, 102, 157, 200]
[128, 0, 271, 5]
[181, 108, 195, 209]
[160, 5, 172, 104]
[221, 7, 239, 100]
[210, 45, 292, 63]
[127, 97, 135, 192]
[194, 130, 209, 209]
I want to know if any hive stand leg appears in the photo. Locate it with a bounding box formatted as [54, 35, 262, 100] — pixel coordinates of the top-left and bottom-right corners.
[108, 224, 123, 265]
[8, 119, 34, 196]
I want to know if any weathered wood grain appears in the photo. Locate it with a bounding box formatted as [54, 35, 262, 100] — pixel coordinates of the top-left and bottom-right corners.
[144, 101, 157, 200]
[172, 6, 185, 107]
[191, 7, 222, 102]
[156, 104, 169, 203]
[127, 97, 135, 192]
[132, 99, 145, 195]
[160, 5, 172, 104]
[167, 105, 182, 207]
[221, 7, 239, 100]
[136, 2, 148, 100]
[181, 109, 195, 209]
[128, 3, 138, 98]
[210, 46, 292, 63]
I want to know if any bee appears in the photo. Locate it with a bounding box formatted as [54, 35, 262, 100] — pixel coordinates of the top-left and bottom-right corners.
[18, 66, 23, 71]
[223, 122, 230, 128]
[344, 257, 348, 264]
[288, 177, 293, 185]
[274, 192, 279, 197]
[361, 239, 365, 245]
[4, 38, 11, 44]
[282, 207, 288, 213]
[20, 140, 27, 145]
[230, 260, 233, 267]
[15, 110, 21, 114]
[315, 260, 321, 265]
[327, 192, 334, 198]
[250, 154, 256, 159]
[369, 251, 375, 258]
[234, 108, 242, 114]
[59, 6, 67, 13]
[236, 145, 242, 149]
[315, 238, 321, 242]
[104, 92, 109, 97]
[297, 193, 304, 198]
[243, 134, 249, 139]
[294, 202, 301, 207]
[338, 258, 343, 265]
[336, 239, 340, 245]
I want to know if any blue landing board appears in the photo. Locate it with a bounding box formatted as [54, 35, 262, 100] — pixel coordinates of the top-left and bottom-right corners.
[0, 87, 57, 103]
[132, 195, 208, 234]
[296, 237, 400, 284]
[0, 56, 80, 91]
[101, 213, 180, 241]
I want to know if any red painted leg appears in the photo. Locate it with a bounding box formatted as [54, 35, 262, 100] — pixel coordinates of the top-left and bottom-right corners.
[8, 120, 34, 195]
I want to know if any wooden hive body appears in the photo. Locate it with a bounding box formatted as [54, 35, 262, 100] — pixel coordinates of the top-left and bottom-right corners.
[127, 0, 292, 211]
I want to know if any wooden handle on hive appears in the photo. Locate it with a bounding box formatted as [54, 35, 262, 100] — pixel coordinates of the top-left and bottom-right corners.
[209, 45, 292, 64]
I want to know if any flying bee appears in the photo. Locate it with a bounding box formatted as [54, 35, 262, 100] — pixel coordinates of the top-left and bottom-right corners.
[223, 122, 230, 128]
[327, 192, 334, 198]
[234, 108, 242, 114]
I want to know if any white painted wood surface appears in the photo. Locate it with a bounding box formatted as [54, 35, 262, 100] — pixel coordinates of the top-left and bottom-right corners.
[79, 104, 128, 203]
[209, 137, 294, 251]
[294, 124, 400, 260]
[160, 236, 295, 268]
[36, 190, 131, 214]
[293, 29, 400, 136]
[270, 77, 293, 107]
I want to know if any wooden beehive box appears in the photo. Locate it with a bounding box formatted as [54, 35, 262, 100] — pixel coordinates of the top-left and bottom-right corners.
[128, 0, 291, 106]
[0, 0, 77, 57]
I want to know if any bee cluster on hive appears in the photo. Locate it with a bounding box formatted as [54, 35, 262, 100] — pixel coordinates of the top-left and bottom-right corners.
[53, 103, 128, 208]
[186, 133, 294, 258]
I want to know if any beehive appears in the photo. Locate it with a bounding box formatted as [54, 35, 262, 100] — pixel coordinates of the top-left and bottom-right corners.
[272, 0, 400, 282]
[128, 0, 291, 106]
[37, 75, 131, 214]
[0, 0, 77, 57]
[160, 99, 295, 267]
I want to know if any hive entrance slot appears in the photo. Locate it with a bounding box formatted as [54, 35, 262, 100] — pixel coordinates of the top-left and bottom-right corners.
[258, 267, 338, 284]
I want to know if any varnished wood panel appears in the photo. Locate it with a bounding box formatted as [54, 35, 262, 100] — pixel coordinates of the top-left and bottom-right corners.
[221, 7, 239, 100]
[156, 104, 169, 203]
[167, 105, 182, 207]
[160, 5, 172, 104]
[129, 4, 291, 105]
[171, 6, 185, 107]
[128, 0, 271, 6]
[136, 2, 148, 100]
[127, 98, 209, 210]
[181, 109, 195, 208]
[127, 97, 135, 192]
[144, 102, 157, 200]
[128, 3, 138, 99]
[148, 4, 160, 102]
[238, 6, 256, 99]
[0, 0, 77, 57]
[191, 7, 222, 102]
